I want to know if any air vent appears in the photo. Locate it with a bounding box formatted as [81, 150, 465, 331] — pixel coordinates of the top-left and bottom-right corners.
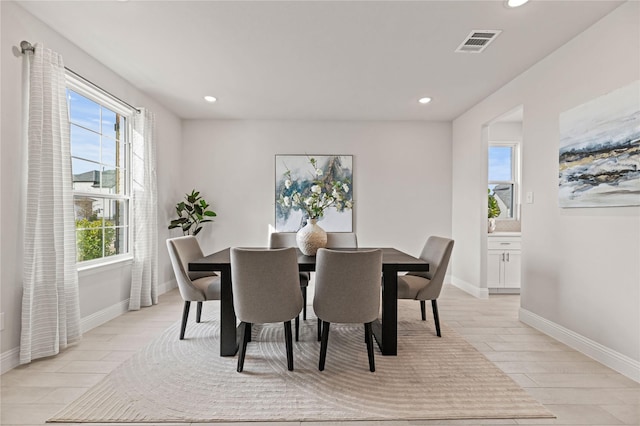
[455, 30, 502, 53]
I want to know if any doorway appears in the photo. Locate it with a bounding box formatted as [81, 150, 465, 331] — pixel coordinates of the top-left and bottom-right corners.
[485, 106, 523, 296]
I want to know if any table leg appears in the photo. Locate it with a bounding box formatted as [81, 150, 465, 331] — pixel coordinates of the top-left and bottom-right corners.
[372, 265, 398, 355]
[219, 266, 238, 356]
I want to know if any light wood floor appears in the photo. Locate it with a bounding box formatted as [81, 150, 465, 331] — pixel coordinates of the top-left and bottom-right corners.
[1, 284, 638, 426]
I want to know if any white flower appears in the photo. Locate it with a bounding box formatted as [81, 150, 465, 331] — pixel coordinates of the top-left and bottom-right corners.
[335, 202, 343, 210]
[311, 185, 322, 194]
[305, 197, 313, 205]
[284, 179, 292, 189]
[316, 168, 323, 176]
[342, 184, 349, 193]
[345, 201, 353, 209]
[283, 196, 290, 207]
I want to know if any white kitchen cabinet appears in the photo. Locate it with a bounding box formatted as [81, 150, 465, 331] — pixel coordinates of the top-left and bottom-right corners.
[487, 234, 521, 292]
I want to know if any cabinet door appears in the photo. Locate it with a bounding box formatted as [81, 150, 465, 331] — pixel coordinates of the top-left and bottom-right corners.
[502, 250, 521, 288]
[487, 250, 503, 288]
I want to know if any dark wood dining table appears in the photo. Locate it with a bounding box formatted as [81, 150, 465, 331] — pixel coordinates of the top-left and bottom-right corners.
[189, 247, 428, 356]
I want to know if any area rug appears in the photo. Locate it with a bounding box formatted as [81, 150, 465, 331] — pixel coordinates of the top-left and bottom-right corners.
[49, 306, 554, 423]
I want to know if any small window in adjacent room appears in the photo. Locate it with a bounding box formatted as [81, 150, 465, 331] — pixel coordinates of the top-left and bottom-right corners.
[488, 143, 519, 219]
[67, 75, 133, 266]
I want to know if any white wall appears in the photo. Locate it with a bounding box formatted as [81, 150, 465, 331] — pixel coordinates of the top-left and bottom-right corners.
[0, 1, 183, 366]
[451, 1, 639, 378]
[181, 120, 452, 257]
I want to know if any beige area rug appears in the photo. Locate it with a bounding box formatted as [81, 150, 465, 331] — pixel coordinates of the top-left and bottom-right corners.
[49, 305, 554, 423]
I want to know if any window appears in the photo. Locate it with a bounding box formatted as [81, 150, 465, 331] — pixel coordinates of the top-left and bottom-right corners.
[67, 76, 132, 265]
[488, 143, 519, 219]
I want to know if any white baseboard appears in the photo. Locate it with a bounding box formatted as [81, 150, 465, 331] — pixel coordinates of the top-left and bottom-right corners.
[158, 279, 177, 295]
[519, 308, 640, 383]
[80, 299, 130, 334]
[2, 280, 178, 375]
[0, 347, 20, 375]
[450, 276, 489, 299]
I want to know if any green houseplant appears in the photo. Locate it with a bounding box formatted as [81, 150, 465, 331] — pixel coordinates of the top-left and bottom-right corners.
[488, 189, 501, 219]
[488, 189, 501, 233]
[168, 190, 217, 236]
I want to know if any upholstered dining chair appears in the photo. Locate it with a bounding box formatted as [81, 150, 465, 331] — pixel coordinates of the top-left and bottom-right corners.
[166, 236, 221, 340]
[230, 247, 303, 372]
[313, 248, 383, 372]
[397, 236, 454, 337]
[317, 232, 358, 340]
[269, 232, 310, 322]
[326, 232, 358, 249]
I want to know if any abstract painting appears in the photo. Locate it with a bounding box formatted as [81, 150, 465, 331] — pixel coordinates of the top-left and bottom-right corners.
[559, 80, 640, 207]
[275, 155, 353, 232]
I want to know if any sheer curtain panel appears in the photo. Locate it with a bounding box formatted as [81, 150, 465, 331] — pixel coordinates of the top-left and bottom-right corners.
[20, 44, 82, 364]
[129, 109, 158, 310]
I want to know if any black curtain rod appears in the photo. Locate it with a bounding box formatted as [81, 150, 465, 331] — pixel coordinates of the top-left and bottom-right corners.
[20, 40, 141, 114]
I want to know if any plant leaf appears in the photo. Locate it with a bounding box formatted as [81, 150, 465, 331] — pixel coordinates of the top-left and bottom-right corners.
[204, 211, 217, 217]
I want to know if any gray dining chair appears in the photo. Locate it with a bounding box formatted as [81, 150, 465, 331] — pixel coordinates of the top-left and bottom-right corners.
[166, 236, 221, 340]
[314, 248, 382, 372]
[230, 247, 303, 372]
[269, 232, 310, 325]
[326, 232, 358, 249]
[317, 232, 358, 340]
[397, 236, 454, 337]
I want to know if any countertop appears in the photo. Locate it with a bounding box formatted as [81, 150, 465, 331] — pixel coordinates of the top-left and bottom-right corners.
[488, 232, 521, 237]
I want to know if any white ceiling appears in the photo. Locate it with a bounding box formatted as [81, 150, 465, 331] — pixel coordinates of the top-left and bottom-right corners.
[17, 0, 622, 121]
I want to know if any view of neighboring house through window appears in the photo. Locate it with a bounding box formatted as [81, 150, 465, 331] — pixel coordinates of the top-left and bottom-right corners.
[488, 143, 519, 219]
[68, 79, 131, 265]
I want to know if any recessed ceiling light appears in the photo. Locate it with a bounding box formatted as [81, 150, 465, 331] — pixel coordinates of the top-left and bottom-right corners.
[204, 96, 217, 103]
[418, 97, 432, 104]
[505, 0, 529, 8]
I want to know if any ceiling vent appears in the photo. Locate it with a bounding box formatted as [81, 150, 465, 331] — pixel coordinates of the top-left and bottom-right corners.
[455, 30, 502, 53]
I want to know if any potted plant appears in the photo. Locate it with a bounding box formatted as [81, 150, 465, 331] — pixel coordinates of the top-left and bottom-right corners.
[488, 189, 501, 233]
[168, 190, 217, 236]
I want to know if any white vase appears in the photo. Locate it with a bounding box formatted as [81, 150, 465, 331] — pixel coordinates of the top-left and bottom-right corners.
[296, 218, 327, 256]
[488, 218, 496, 233]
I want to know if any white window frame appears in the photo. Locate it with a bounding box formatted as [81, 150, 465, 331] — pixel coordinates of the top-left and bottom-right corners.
[67, 74, 134, 269]
[488, 141, 521, 220]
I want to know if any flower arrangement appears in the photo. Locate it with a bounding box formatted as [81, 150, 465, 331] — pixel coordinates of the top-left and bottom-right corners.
[277, 156, 352, 221]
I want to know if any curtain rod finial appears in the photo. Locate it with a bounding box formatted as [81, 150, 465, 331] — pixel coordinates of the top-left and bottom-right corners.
[20, 41, 34, 54]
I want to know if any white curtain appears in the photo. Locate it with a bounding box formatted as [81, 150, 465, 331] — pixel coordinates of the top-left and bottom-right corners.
[20, 43, 82, 364]
[129, 109, 158, 310]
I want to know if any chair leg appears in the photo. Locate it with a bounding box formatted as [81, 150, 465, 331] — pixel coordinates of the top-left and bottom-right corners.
[196, 301, 203, 323]
[319, 321, 330, 371]
[365, 322, 375, 372]
[301, 286, 307, 320]
[317, 318, 322, 341]
[284, 320, 294, 371]
[180, 301, 190, 340]
[295, 315, 299, 342]
[432, 299, 441, 337]
[237, 322, 251, 372]
[420, 300, 426, 321]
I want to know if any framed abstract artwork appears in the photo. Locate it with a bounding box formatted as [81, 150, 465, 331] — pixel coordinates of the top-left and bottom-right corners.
[275, 155, 353, 232]
[559, 80, 640, 207]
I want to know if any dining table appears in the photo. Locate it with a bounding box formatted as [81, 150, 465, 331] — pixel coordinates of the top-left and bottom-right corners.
[189, 246, 429, 356]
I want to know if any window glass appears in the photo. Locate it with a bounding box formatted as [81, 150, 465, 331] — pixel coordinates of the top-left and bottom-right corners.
[488, 144, 518, 220]
[68, 86, 131, 264]
[488, 146, 513, 181]
[489, 183, 514, 219]
[70, 126, 100, 163]
[68, 90, 101, 133]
